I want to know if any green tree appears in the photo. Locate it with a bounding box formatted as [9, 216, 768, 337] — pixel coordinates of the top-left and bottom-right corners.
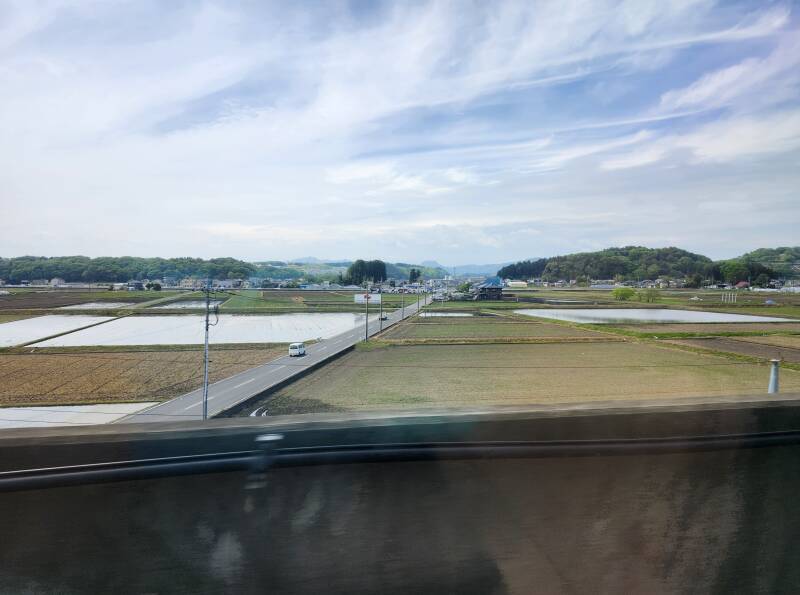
[636, 288, 660, 303]
[409, 268, 421, 283]
[612, 287, 635, 301]
[720, 261, 750, 284]
[685, 273, 704, 288]
[457, 282, 471, 293]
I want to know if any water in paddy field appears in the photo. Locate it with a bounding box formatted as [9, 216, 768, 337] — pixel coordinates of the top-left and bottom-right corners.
[419, 312, 474, 317]
[31, 313, 378, 346]
[0, 316, 113, 347]
[149, 300, 225, 309]
[59, 302, 134, 309]
[514, 308, 792, 324]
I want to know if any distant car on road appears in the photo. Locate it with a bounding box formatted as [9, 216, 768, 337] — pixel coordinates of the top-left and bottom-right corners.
[288, 342, 306, 357]
[380, 313, 388, 320]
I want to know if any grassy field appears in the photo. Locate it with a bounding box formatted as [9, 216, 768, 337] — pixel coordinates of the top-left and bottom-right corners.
[0, 314, 36, 324]
[426, 288, 800, 318]
[218, 290, 418, 312]
[0, 346, 284, 407]
[258, 342, 800, 415]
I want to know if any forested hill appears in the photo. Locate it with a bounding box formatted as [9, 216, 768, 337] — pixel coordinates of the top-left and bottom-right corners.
[0, 255, 449, 283]
[0, 256, 255, 283]
[497, 247, 713, 281]
[736, 247, 800, 278]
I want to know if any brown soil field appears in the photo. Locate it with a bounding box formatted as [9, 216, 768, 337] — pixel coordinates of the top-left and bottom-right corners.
[0, 291, 152, 310]
[255, 342, 800, 416]
[670, 338, 800, 364]
[736, 336, 800, 349]
[0, 347, 282, 406]
[613, 323, 800, 335]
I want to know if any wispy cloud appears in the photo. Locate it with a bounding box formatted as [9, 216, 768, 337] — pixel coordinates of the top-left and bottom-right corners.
[1, 1, 798, 262]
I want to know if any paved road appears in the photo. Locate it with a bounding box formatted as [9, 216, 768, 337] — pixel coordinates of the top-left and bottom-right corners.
[119, 295, 431, 423]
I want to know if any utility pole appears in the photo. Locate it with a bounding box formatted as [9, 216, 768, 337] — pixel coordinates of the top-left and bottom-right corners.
[379, 293, 383, 331]
[364, 291, 369, 341]
[202, 279, 211, 420]
[401, 291, 404, 317]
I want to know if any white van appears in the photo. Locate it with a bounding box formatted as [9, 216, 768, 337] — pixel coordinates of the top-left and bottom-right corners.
[288, 342, 306, 357]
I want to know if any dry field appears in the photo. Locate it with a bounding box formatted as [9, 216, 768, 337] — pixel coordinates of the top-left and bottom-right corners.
[381, 316, 606, 340]
[670, 337, 800, 364]
[0, 347, 283, 406]
[257, 342, 800, 416]
[0, 290, 171, 311]
[612, 322, 800, 335]
[736, 335, 800, 349]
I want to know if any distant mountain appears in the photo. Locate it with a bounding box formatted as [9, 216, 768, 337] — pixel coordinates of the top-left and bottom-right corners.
[450, 263, 516, 276]
[422, 260, 518, 276]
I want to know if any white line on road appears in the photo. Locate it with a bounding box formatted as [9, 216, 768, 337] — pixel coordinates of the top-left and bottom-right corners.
[233, 378, 256, 389]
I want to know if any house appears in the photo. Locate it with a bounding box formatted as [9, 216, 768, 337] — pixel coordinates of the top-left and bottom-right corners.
[735, 281, 750, 289]
[127, 281, 145, 291]
[474, 276, 503, 300]
[50, 278, 66, 286]
[506, 280, 528, 289]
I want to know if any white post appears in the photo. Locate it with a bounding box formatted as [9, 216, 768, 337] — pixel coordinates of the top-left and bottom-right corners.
[768, 359, 780, 394]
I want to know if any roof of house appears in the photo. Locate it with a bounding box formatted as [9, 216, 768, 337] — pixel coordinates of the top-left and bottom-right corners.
[477, 276, 503, 289]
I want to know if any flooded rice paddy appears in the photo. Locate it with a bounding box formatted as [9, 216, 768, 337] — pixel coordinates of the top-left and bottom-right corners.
[0, 316, 112, 347]
[59, 302, 133, 309]
[31, 313, 376, 346]
[514, 308, 792, 324]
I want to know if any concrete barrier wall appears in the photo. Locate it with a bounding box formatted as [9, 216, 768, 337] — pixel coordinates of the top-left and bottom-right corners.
[2, 396, 800, 593]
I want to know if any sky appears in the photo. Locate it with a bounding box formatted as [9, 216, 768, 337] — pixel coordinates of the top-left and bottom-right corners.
[1, 0, 799, 265]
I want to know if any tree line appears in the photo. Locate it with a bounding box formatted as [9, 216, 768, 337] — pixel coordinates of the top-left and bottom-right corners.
[497, 246, 792, 284]
[337, 260, 388, 285]
[0, 256, 256, 284]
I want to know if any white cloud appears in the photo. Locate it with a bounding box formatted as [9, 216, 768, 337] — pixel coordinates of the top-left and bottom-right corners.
[0, 1, 797, 262]
[601, 109, 800, 169]
[659, 33, 800, 111]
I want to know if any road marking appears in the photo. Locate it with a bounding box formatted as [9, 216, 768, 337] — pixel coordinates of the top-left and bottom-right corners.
[233, 378, 256, 389]
[182, 401, 200, 411]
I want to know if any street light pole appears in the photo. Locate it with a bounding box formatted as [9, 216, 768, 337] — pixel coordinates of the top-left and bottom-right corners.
[364, 292, 369, 341]
[202, 279, 211, 420]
